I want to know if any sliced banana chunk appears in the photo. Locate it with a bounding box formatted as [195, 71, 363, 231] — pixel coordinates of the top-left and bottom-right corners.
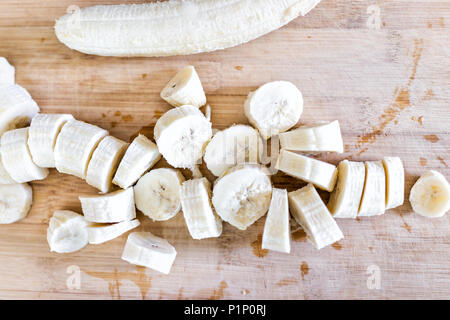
[54, 120, 108, 179]
[288, 184, 343, 250]
[79, 187, 136, 223]
[358, 161, 386, 217]
[204, 124, 263, 177]
[28, 113, 75, 168]
[134, 168, 184, 221]
[122, 232, 177, 275]
[154, 105, 212, 169]
[0, 84, 40, 136]
[327, 160, 365, 219]
[244, 81, 303, 140]
[180, 178, 223, 240]
[279, 120, 344, 153]
[212, 164, 272, 230]
[160, 66, 207, 108]
[275, 149, 338, 192]
[86, 136, 128, 193]
[0, 57, 15, 85]
[0, 154, 16, 184]
[0, 127, 48, 183]
[0, 183, 32, 224]
[262, 188, 291, 253]
[47, 210, 89, 253]
[112, 134, 161, 189]
[88, 219, 140, 245]
[409, 170, 450, 218]
[383, 156, 404, 210]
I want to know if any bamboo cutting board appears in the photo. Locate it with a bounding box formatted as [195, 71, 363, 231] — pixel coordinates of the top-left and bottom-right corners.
[0, 0, 449, 300]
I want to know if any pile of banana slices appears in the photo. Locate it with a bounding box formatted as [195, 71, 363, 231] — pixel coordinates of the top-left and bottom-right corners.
[1, 58, 449, 275]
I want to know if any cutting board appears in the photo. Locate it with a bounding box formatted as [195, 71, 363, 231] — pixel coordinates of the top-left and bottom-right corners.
[0, 0, 448, 300]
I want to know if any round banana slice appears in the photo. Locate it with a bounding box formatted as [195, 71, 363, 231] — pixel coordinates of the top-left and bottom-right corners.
[409, 170, 450, 218]
[204, 124, 263, 177]
[0, 127, 49, 183]
[0, 183, 32, 224]
[212, 164, 272, 230]
[160, 66, 207, 108]
[134, 168, 185, 221]
[244, 81, 303, 140]
[0, 57, 15, 86]
[47, 210, 89, 253]
[154, 105, 212, 169]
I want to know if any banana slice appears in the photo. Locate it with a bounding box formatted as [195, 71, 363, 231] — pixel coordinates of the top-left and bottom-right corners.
[122, 232, 177, 275]
[134, 168, 184, 221]
[409, 170, 450, 218]
[279, 120, 344, 153]
[0, 154, 16, 184]
[244, 81, 303, 140]
[54, 120, 108, 179]
[112, 134, 161, 189]
[0, 127, 49, 183]
[358, 161, 386, 217]
[180, 178, 223, 240]
[79, 187, 136, 223]
[383, 156, 404, 210]
[275, 149, 338, 192]
[0, 183, 32, 224]
[28, 113, 75, 168]
[288, 184, 344, 250]
[0, 84, 40, 136]
[88, 219, 140, 245]
[212, 164, 272, 230]
[47, 210, 89, 253]
[55, 0, 321, 57]
[327, 160, 365, 219]
[0, 57, 15, 85]
[154, 105, 212, 169]
[204, 124, 263, 177]
[86, 136, 128, 193]
[160, 66, 207, 108]
[262, 188, 291, 253]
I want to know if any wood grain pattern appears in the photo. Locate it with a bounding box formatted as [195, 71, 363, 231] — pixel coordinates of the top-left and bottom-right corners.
[0, 0, 449, 299]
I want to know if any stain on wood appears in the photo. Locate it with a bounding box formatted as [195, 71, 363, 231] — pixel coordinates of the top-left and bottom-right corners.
[300, 261, 309, 280]
[251, 234, 268, 258]
[424, 134, 439, 143]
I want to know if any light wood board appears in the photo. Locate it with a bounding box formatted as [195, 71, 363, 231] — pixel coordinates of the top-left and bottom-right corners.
[0, 0, 449, 300]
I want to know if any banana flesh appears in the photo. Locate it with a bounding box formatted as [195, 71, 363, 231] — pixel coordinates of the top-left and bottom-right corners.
[288, 184, 344, 249]
[0, 57, 15, 86]
[0, 153, 16, 184]
[88, 219, 140, 245]
[383, 156, 404, 210]
[275, 149, 338, 192]
[358, 161, 386, 217]
[47, 210, 89, 253]
[180, 178, 223, 240]
[0, 183, 32, 224]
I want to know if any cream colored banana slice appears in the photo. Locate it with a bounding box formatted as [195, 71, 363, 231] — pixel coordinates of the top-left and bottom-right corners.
[112, 134, 161, 189]
[86, 135, 128, 193]
[47, 210, 89, 253]
[134, 168, 184, 221]
[0, 84, 40, 136]
[180, 178, 223, 240]
[358, 161, 386, 217]
[79, 187, 136, 223]
[88, 219, 140, 245]
[161, 66, 207, 108]
[204, 124, 263, 177]
[0, 154, 16, 184]
[0, 127, 48, 183]
[383, 156, 404, 210]
[121, 232, 177, 275]
[327, 160, 365, 219]
[54, 120, 108, 179]
[275, 149, 338, 192]
[154, 105, 212, 169]
[244, 81, 303, 140]
[0, 183, 32, 224]
[279, 120, 344, 153]
[289, 184, 343, 250]
[212, 164, 272, 230]
[28, 113, 75, 168]
[262, 188, 291, 253]
[0, 57, 15, 85]
[409, 170, 450, 218]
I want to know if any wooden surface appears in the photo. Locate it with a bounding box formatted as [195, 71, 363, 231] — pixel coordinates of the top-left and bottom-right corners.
[0, 0, 449, 300]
